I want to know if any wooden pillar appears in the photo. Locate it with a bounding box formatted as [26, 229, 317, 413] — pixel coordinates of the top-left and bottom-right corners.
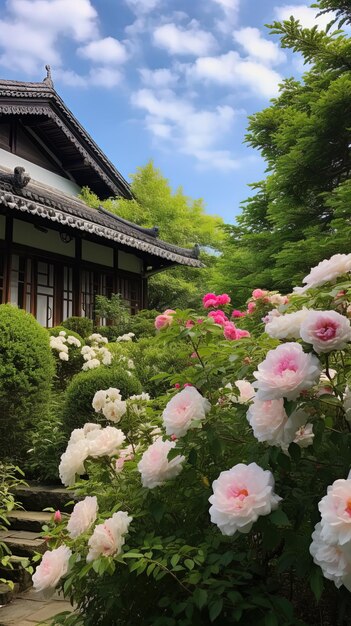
[4, 215, 13, 303]
[73, 237, 81, 316]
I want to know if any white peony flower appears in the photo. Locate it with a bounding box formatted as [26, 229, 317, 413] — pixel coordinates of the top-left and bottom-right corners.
[87, 511, 132, 562]
[102, 399, 127, 423]
[310, 522, 351, 591]
[247, 398, 288, 446]
[130, 393, 150, 402]
[115, 445, 135, 473]
[283, 411, 314, 448]
[106, 388, 122, 402]
[300, 310, 351, 354]
[162, 386, 211, 438]
[59, 440, 89, 487]
[67, 496, 98, 539]
[262, 308, 281, 325]
[319, 478, 351, 545]
[138, 437, 185, 489]
[295, 254, 351, 292]
[82, 358, 101, 371]
[59, 351, 69, 361]
[100, 348, 112, 366]
[86, 426, 125, 457]
[67, 335, 81, 347]
[209, 462, 281, 536]
[59, 331, 67, 337]
[265, 309, 309, 340]
[92, 390, 108, 412]
[32, 545, 72, 594]
[233, 380, 255, 403]
[253, 342, 321, 401]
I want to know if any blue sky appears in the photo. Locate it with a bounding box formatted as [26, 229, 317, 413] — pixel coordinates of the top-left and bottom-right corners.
[0, 0, 330, 222]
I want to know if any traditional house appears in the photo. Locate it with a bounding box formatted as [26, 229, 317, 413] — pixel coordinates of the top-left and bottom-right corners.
[0, 68, 201, 327]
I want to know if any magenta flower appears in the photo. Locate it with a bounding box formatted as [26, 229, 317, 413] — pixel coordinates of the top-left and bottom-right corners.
[155, 309, 176, 330]
[232, 309, 246, 318]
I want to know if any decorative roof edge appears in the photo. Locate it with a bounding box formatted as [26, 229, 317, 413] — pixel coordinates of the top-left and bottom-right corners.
[0, 76, 131, 198]
[0, 187, 203, 268]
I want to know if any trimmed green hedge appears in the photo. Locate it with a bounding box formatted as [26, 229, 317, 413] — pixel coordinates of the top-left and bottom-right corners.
[62, 366, 142, 435]
[61, 316, 93, 338]
[0, 304, 55, 461]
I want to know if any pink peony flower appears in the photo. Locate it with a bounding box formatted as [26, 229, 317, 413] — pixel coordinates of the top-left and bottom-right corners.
[202, 293, 218, 308]
[235, 329, 250, 339]
[234, 380, 255, 403]
[162, 386, 211, 437]
[310, 522, 351, 590]
[268, 293, 289, 306]
[185, 320, 195, 328]
[209, 462, 281, 536]
[138, 437, 185, 489]
[295, 254, 351, 292]
[208, 310, 228, 325]
[174, 383, 181, 389]
[253, 342, 321, 401]
[232, 309, 246, 318]
[319, 477, 351, 545]
[32, 545, 72, 594]
[216, 294, 231, 306]
[87, 511, 132, 562]
[247, 398, 288, 446]
[183, 382, 193, 387]
[252, 289, 268, 300]
[247, 301, 256, 314]
[155, 310, 176, 330]
[300, 310, 351, 354]
[223, 322, 237, 340]
[67, 496, 98, 539]
[115, 445, 135, 473]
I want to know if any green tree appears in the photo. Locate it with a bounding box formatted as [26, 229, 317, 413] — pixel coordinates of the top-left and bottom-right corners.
[81, 161, 224, 310]
[216, 0, 351, 302]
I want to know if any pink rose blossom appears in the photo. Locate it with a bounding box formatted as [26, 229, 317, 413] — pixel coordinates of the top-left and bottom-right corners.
[209, 462, 281, 536]
[319, 477, 351, 545]
[67, 496, 98, 539]
[253, 342, 321, 401]
[162, 386, 211, 437]
[155, 310, 176, 330]
[300, 310, 351, 354]
[87, 511, 132, 562]
[252, 289, 268, 300]
[138, 437, 185, 489]
[32, 545, 72, 594]
[232, 309, 246, 318]
[247, 301, 256, 314]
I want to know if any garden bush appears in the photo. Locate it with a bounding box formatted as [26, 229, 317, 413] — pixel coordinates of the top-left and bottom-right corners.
[62, 316, 93, 338]
[33, 253, 351, 626]
[62, 366, 142, 435]
[0, 304, 55, 461]
[49, 327, 84, 390]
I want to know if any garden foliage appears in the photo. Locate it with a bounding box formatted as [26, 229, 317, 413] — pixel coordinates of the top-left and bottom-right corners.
[31, 253, 351, 626]
[0, 304, 54, 461]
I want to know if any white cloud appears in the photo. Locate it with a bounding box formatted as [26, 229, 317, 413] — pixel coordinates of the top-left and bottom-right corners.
[274, 4, 332, 29]
[88, 67, 122, 88]
[131, 88, 240, 170]
[124, 0, 161, 14]
[211, 0, 240, 33]
[78, 37, 128, 65]
[233, 27, 286, 66]
[153, 21, 217, 56]
[187, 51, 282, 99]
[139, 67, 178, 88]
[0, 0, 98, 73]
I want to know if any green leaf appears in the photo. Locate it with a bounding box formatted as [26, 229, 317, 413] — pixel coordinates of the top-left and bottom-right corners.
[310, 566, 324, 602]
[269, 509, 291, 527]
[288, 442, 301, 462]
[149, 500, 166, 523]
[264, 611, 279, 626]
[209, 598, 223, 622]
[184, 559, 194, 570]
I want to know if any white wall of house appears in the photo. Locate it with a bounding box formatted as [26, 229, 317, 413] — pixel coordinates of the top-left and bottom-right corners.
[0, 148, 81, 196]
[13, 218, 76, 256]
[118, 250, 142, 274]
[82, 239, 114, 267]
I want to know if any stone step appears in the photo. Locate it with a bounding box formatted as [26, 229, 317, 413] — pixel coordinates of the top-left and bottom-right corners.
[7, 511, 52, 533]
[14, 483, 76, 513]
[0, 582, 19, 607]
[0, 556, 32, 591]
[0, 531, 47, 559]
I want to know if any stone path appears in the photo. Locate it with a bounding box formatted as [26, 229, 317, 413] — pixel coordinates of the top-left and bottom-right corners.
[0, 588, 74, 625]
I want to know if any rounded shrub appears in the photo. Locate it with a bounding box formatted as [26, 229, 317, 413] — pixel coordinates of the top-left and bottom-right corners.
[61, 316, 93, 338]
[49, 327, 84, 390]
[0, 304, 55, 461]
[62, 366, 142, 434]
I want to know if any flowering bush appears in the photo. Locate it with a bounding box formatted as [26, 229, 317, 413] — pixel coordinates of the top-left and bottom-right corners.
[36, 254, 351, 625]
[49, 327, 84, 389]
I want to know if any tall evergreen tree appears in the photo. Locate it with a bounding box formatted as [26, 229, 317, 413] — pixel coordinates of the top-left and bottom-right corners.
[216, 0, 351, 303]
